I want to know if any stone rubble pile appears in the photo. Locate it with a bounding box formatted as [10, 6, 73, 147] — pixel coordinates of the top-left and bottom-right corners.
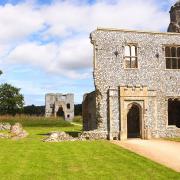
[10, 123, 28, 139]
[43, 132, 75, 142]
[79, 131, 107, 140]
[0, 122, 11, 131]
[0, 122, 28, 139]
[43, 130, 108, 142]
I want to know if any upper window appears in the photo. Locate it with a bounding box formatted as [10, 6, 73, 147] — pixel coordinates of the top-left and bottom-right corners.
[124, 45, 138, 68]
[165, 46, 180, 69]
[67, 103, 70, 109]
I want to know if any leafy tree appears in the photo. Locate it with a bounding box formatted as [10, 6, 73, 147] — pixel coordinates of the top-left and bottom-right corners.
[0, 70, 2, 75]
[0, 83, 24, 115]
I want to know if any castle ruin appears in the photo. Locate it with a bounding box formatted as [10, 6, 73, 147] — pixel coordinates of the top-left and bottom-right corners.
[45, 93, 74, 121]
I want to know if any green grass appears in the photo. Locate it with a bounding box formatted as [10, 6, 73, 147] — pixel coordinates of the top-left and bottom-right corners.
[72, 115, 82, 124]
[164, 138, 180, 142]
[0, 116, 180, 180]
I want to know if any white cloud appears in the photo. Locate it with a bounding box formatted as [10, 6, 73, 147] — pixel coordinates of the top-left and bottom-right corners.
[7, 36, 92, 79]
[41, 0, 170, 38]
[0, 3, 44, 43]
[0, 0, 173, 79]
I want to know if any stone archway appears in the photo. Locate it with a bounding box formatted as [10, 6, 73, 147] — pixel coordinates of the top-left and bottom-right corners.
[127, 103, 141, 138]
[56, 106, 64, 118]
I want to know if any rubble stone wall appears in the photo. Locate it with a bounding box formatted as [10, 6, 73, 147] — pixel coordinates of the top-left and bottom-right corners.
[82, 91, 97, 131]
[88, 28, 180, 139]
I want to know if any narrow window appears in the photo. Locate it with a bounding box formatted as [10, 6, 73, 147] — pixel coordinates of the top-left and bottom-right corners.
[177, 47, 180, 57]
[67, 103, 70, 109]
[168, 99, 180, 128]
[165, 47, 171, 57]
[165, 46, 180, 69]
[125, 45, 138, 68]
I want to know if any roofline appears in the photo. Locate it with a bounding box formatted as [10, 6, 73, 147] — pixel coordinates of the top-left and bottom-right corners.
[96, 27, 180, 35]
[45, 93, 74, 96]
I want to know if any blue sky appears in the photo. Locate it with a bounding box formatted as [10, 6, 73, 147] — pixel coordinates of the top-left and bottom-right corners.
[0, 0, 176, 105]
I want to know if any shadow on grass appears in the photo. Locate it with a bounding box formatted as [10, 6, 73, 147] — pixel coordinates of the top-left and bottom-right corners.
[0, 120, 73, 128]
[0, 116, 74, 128]
[37, 131, 82, 137]
[22, 122, 73, 128]
[65, 131, 81, 138]
[37, 133, 52, 136]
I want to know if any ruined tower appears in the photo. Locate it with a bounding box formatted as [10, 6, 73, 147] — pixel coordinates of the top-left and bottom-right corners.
[168, 0, 180, 32]
[45, 93, 74, 121]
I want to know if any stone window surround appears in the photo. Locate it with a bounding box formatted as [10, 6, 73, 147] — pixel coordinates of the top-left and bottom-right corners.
[166, 97, 180, 129]
[123, 43, 138, 69]
[163, 45, 180, 70]
[67, 103, 71, 109]
[165, 46, 180, 69]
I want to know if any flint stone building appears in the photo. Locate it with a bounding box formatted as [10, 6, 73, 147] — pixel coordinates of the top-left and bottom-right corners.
[83, 2, 180, 140]
[45, 93, 74, 121]
[168, 1, 180, 33]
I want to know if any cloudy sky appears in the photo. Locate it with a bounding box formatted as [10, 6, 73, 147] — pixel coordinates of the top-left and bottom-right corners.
[0, 0, 177, 105]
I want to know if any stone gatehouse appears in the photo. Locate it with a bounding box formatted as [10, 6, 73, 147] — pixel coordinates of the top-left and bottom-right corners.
[82, 1, 180, 140]
[45, 93, 74, 121]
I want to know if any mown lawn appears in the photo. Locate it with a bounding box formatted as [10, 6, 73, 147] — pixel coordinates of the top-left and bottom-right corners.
[0, 116, 179, 180]
[164, 138, 180, 142]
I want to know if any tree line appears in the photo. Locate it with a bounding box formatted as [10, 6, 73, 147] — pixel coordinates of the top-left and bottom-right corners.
[23, 104, 82, 116]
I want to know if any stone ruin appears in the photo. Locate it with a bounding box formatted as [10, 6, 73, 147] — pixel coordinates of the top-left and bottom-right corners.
[168, 0, 180, 33]
[82, 1, 180, 141]
[43, 130, 107, 142]
[45, 93, 74, 121]
[43, 132, 75, 142]
[10, 123, 28, 140]
[0, 122, 11, 131]
[0, 122, 28, 139]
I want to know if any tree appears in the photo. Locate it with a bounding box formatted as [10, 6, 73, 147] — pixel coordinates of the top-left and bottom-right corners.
[23, 105, 45, 116]
[0, 70, 2, 75]
[0, 83, 24, 115]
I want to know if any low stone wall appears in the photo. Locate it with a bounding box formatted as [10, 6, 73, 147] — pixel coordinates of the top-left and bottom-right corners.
[152, 126, 180, 138]
[79, 131, 108, 140]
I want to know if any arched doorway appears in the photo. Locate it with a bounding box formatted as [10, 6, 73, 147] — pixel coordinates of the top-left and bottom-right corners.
[127, 104, 141, 138]
[56, 106, 64, 118]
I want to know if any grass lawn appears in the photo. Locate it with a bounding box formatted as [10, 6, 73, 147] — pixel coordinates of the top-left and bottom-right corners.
[0, 116, 180, 180]
[164, 138, 180, 142]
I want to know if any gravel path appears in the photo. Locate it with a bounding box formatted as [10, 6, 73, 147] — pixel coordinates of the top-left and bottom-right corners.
[112, 139, 180, 172]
